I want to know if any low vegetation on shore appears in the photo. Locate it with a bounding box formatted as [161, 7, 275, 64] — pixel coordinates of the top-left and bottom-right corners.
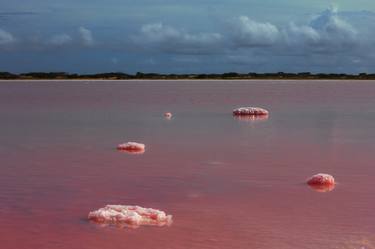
[1, 71, 375, 80]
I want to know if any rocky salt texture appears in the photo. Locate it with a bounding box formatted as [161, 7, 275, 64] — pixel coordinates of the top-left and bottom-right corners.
[117, 142, 145, 152]
[307, 173, 335, 186]
[233, 107, 269, 116]
[88, 205, 172, 228]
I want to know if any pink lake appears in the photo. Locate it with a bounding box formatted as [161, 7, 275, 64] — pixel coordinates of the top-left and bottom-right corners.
[0, 80, 375, 249]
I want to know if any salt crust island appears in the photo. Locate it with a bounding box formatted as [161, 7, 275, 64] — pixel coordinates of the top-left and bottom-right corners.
[233, 107, 269, 116]
[164, 112, 173, 119]
[88, 205, 173, 228]
[307, 173, 335, 186]
[117, 142, 145, 152]
[307, 173, 336, 192]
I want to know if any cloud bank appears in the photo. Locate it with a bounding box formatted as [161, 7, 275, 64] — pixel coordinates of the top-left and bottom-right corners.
[133, 6, 367, 57]
[1, 5, 375, 73]
[132, 23, 222, 54]
[229, 16, 280, 47]
[47, 34, 73, 46]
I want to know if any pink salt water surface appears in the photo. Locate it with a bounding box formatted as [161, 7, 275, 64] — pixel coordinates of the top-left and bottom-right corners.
[1, 80, 375, 249]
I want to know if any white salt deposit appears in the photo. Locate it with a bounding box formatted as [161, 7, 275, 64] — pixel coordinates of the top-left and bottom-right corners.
[233, 107, 269, 116]
[307, 173, 335, 186]
[117, 142, 145, 152]
[164, 112, 172, 119]
[88, 205, 172, 228]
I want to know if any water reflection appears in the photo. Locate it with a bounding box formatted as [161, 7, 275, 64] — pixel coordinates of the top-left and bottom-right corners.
[233, 115, 269, 122]
[117, 150, 145, 155]
[342, 236, 375, 249]
[308, 183, 335, 192]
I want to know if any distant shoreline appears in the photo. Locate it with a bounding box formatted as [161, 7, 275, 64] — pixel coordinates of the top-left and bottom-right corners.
[2, 79, 375, 82]
[1, 72, 375, 80]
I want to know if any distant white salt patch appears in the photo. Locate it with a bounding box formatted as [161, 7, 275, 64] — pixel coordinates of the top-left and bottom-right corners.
[164, 112, 172, 119]
[233, 107, 269, 116]
[117, 142, 145, 153]
[88, 205, 172, 228]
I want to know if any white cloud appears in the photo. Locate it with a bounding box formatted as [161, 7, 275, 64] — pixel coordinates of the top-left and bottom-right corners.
[132, 6, 364, 57]
[229, 16, 280, 47]
[133, 23, 222, 53]
[282, 6, 358, 53]
[78, 27, 94, 47]
[284, 23, 320, 45]
[0, 28, 15, 45]
[309, 7, 357, 44]
[47, 34, 72, 46]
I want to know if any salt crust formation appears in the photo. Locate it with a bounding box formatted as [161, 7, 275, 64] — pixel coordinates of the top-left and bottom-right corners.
[117, 142, 145, 152]
[233, 107, 269, 116]
[307, 173, 335, 186]
[88, 205, 172, 228]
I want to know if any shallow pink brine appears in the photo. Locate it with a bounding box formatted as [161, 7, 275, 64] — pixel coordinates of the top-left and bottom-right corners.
[0, 80, 375, 249]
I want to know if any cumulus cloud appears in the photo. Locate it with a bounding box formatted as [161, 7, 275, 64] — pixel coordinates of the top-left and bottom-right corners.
[0, 28, 15, 45]
[1, 5, 375, 73]
[133, 23, 222, 54]
[39, 28, 94, 48]
[284, 23, 320, 45]
[279, 6, 359, 56]
[309, 7, 357, 45]
[132, 6, 366, 58]
[78, 27, 94, 47]
[229, 16, 280, 47]
[47, 34, 72, 46]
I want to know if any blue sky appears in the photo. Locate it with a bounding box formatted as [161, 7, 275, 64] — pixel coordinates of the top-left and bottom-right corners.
[1, 0, 375, 73]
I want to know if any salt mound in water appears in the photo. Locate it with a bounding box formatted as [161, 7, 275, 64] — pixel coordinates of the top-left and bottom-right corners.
[233, 107, 269, 116]
[164, 112, 172, 119]
[307, 173, 335, 186]
[117, 142, 145, 152]
[88, 205, 172, 228]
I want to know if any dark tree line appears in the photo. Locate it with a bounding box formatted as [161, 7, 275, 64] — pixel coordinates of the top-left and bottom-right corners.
[1, 71, 375, 80]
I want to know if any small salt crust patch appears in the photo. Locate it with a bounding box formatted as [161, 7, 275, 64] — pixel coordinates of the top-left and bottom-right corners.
[233, 107, 269, 116]
[88, 205, 173, 228]
[164, 112, 172, 119]
[117, 142, 145, 152]
[307, 173, 335, 186]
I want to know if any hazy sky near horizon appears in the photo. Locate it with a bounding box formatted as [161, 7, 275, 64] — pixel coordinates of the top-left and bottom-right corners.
[1, 0, 375, 74]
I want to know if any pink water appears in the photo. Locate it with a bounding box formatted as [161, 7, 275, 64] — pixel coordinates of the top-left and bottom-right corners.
[1, 80, 375, 249]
